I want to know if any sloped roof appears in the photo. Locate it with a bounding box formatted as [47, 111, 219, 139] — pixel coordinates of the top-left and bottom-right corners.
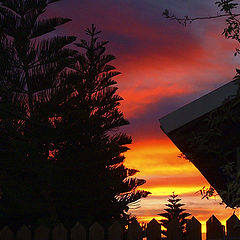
[159, 80, 240, 208]
[160, 80, 239, 134]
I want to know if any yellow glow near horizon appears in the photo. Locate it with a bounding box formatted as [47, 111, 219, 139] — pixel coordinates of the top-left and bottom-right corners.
[140, 186, 202, 196]
[135, 214, 235, 235]
[125, 138, 237, 240]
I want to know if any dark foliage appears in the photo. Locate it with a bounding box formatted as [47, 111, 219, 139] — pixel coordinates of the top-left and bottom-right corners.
[50, 25, 151, 226]
[0, 0, 150, 229]
[163, 1, 240, 55]
[0, 0, 77, 229]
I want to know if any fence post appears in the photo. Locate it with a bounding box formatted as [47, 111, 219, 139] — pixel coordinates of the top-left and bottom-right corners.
[35, 224, 50, 240]
[226, 214, 240, 240]
[127, 218, 142, 240]
[0, 226, 14, 240]
[89, 222, 104, 240]
[206, 215, 225, 240]
[186, 216, 202, 240]
[146, 218, 161, 240]
[52, 223, 67, 240]
[71, 222, 86, 240]
[16, 225, 31, 240]
[108, 221, 123, 240]
[167, 217, 182, 240]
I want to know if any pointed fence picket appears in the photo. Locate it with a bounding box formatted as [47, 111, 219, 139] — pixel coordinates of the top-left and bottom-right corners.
[146, 219, 161, 240]
[108, 221, 123, 240]
[52, 223, 67, 240]
[206, 215, 225, 240]
[0, 226, 14, 240]
[186, 216, 201, 240]
[0, 214, 239, 240]
[71, 222, 86, 240]
[89, 222, 104, 240]
[16, 225, 31, 240]
[127, 218, 142, 240]
[34, 224, 49, 240]
[167, 217, 182, 240]
[227, 213, 240, 239]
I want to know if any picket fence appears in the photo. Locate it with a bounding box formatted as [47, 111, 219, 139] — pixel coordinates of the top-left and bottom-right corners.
[0, 214, 240, 240]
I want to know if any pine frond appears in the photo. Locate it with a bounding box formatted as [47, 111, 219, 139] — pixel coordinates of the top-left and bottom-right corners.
[33, 36, 77, 66]
[127, 168, 139, 177]
[30, 17, 72, 38]
[0, 6, 21, 37]
[0, 0, 48, 16]
[48, 0, 61, 4]
[0, 0, 22, 16]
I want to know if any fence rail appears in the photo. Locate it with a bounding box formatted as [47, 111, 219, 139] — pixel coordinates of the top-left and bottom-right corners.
[0, 214, 240, 240]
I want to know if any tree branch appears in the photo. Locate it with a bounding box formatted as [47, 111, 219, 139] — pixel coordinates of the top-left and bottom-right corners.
[163, 9, 240, 26]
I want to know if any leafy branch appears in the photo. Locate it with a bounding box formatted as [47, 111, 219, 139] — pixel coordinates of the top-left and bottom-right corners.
[163, 9, 239, 26]
[163, 0, 240, 54]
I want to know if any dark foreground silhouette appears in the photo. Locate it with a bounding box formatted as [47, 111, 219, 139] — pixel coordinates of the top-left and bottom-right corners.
[0, 0, 150, 229]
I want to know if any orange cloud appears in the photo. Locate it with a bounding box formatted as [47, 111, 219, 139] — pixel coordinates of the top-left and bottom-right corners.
[125, 138, 200, 177]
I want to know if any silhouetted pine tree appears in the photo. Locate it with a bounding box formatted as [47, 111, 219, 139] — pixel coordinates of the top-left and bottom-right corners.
[52, 25, 150, 226]
[158, 193, 191, 239]
[0, 0, 77, 228]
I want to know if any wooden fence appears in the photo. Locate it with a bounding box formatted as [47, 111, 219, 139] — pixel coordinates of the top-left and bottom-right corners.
[0, 214, 239, 240]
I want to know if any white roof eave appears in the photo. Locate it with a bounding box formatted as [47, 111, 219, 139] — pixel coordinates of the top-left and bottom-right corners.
[159, 80, 239, 134]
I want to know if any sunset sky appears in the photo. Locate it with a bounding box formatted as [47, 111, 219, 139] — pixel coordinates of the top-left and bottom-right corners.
[50, 0, 239, 235]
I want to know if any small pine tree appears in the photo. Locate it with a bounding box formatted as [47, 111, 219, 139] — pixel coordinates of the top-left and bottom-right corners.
[158, 193, 191, 239]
